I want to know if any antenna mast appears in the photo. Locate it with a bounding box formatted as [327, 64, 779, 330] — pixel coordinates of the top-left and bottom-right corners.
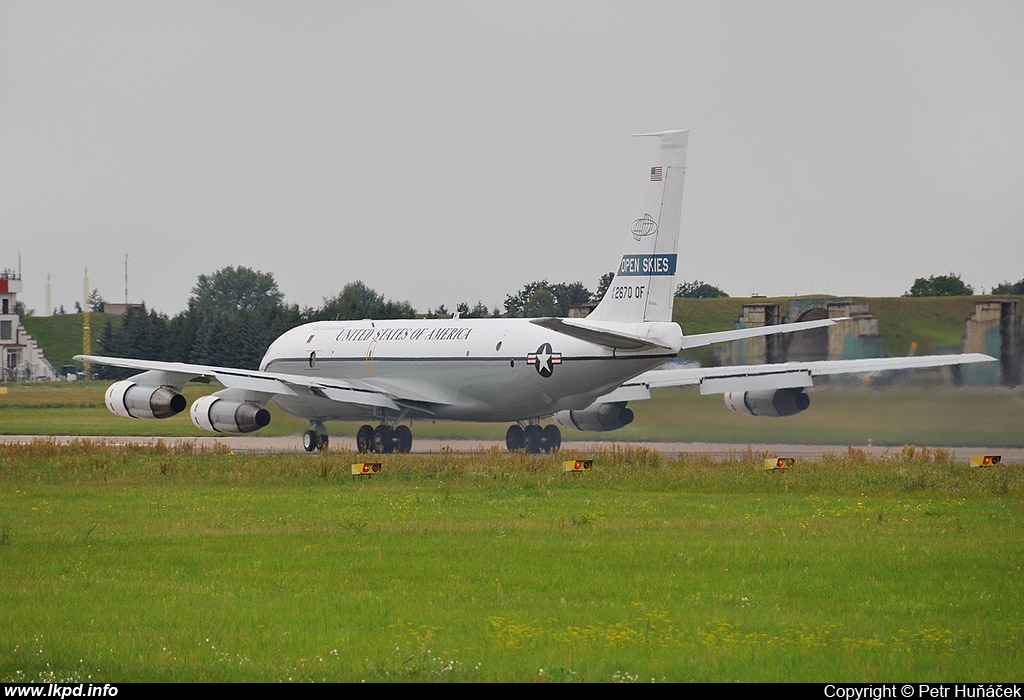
[82, 267, 91, 378]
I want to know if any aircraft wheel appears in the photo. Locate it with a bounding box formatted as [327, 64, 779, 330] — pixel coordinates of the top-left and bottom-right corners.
[394, 425, 413, 453]
[505, 425, 525, 452]
[523, 424, 544, 454]
[356, 424, 374, 453]
[317, 434, 329, 451]
[302, 430, 318, 452]
[542, 424, 561, 453]
[373, 424, 395, 454]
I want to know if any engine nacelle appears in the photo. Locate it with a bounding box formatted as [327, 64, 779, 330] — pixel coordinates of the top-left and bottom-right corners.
[104, 380, 186, 420]
[190, 395, 271, 434]
[553, 401, 634, 433]
[724, 388, 810, 417]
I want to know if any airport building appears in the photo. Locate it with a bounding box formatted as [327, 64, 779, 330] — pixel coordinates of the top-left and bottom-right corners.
[0, 271, 57, 381]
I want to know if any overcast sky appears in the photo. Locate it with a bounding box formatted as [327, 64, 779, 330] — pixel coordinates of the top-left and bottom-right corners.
[2, 1, 1022, 317]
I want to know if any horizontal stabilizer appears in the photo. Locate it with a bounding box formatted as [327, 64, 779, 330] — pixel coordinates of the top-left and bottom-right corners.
[530, 318, 676, 351]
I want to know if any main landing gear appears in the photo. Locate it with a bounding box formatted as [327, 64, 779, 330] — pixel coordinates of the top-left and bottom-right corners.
[302, 421, 559, 455]
[505, 422, 561, 454]
[301, 420, 414, 454]
[356, 423, 413, 454]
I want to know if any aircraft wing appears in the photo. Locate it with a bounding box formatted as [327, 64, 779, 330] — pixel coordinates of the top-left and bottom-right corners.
[73, 355, 449, 412]
[678, 317, 847, 350]
[611, 353, 997, 397]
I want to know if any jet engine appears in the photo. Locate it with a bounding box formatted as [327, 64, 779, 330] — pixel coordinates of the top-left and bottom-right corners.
[553, 401, 634, 432]
[724, 388, 810, 417]
[190, 395, 271, 434]
[104, 380, 186, 420]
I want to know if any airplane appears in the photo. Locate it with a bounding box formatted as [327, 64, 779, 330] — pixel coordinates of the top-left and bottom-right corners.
[76, 130, 994, 454]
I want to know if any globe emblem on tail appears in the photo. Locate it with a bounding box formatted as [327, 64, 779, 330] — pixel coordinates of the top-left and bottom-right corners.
[631, 213, 658, 241]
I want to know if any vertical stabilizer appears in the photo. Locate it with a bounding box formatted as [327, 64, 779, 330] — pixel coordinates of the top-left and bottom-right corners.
[589, 129, 688, 323]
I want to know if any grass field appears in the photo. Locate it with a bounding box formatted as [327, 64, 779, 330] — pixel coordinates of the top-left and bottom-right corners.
[2, 380, 1022, 448]
[1, 441, 1021, 682]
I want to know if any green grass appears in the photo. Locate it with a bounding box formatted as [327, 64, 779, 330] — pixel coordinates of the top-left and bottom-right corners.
[671, 295, 1024, 361]
[21, 313, 122, 372]
[864, 296, 992, 356]
[673, 297, 752, 335]
[1, 442, 1021, 682]
[3, 381, 1023, 448]
[626, 384, 1024, 447]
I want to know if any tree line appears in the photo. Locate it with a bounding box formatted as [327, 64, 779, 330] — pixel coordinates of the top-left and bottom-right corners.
[95, 268, 421, 376]
[903, 273, 1024, 297]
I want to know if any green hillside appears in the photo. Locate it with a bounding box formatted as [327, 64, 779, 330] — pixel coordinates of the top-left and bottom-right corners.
[672, 295, 1020, 363]
[862, 296, 987, 355]
[20, 313, 120, 372]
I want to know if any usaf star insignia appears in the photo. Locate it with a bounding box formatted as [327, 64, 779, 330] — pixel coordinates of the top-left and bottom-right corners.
[527, 343, 562, 378]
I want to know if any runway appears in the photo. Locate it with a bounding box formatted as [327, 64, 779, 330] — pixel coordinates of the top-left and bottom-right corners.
[2, 435, 1020, 462]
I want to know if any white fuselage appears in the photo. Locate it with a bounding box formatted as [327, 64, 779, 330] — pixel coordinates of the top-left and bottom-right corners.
[259, 318, 680, 423]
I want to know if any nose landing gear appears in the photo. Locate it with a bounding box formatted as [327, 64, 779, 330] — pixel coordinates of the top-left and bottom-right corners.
[302, 421, 330, 452]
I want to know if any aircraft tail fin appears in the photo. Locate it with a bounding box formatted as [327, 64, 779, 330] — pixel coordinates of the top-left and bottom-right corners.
[588, 129, 688, 324]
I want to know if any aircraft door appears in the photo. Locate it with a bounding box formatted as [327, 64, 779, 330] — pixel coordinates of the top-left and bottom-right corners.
[495, 334, 515, 393]
[304, 333, 323, 372]
[365, 340, 378, 373]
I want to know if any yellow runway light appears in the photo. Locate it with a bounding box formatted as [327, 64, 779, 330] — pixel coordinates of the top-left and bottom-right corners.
[764, 457, 794, 470]
[563, 459, 593, 472]
[969, 455, 1001, 467]
[351, 462, 382, 476]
